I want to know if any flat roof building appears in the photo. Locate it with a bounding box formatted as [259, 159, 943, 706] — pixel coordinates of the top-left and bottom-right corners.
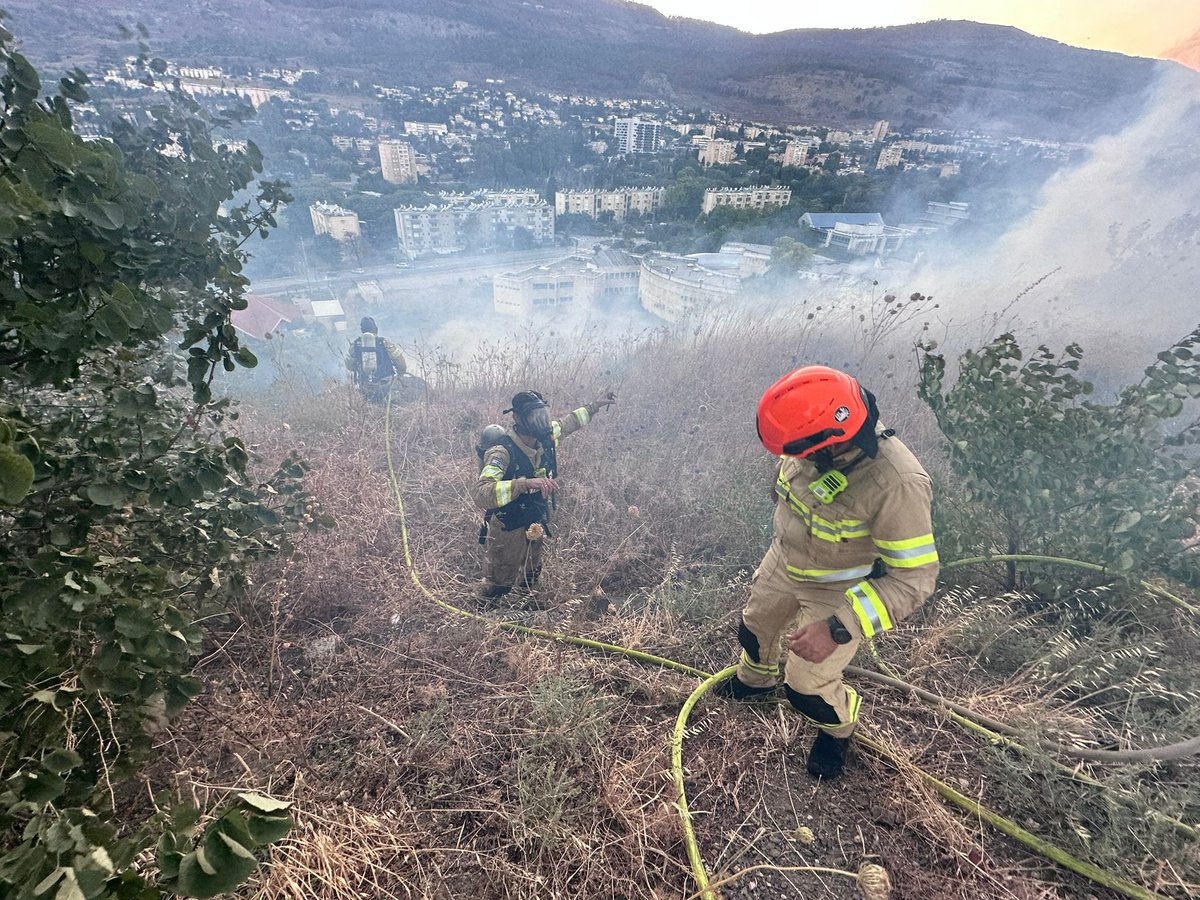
[379, 139, 418, 184]
[309, 202, 361, 242]
[701, 186, 791, 215]
[493, 249, 639, 316]
[614, 118, 662, 154]
[395, 193, 554, 257]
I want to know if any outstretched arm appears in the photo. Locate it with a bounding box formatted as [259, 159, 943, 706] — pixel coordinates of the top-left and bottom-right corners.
[552, 392, 616, 443]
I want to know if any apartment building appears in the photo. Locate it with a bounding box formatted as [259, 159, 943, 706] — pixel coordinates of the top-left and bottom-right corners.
[782, 141, 809, 168]
[554, 187, 665, 222]
[698, 138, 736, 167]
[378, 139, 418, 184]
[404, 121, 449, 137]
[701, 186, 791, 215]
[613, 117, 662, 153]
[309, 202, 361, 242]
[876, 146, 904, 170]
[394, 194, 554, 257]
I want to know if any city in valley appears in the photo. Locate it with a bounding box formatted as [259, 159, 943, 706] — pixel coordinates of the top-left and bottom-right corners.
[78, 54, 1085, 374]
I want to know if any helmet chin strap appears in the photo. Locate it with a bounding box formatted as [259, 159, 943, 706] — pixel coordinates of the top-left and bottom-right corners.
[810, 449, 837, 473]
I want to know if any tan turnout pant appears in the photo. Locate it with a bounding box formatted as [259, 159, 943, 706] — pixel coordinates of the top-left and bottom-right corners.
[735, 539, 862, 738]
[484, 522, 544, 591]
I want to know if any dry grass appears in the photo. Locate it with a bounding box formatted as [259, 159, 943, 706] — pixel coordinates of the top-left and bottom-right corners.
[148, 310, 1200, 899]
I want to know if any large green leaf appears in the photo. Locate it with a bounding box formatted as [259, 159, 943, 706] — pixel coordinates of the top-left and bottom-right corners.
[237, 792, 292, 814]
[85, 482, 128, 506]
[0, 444, 34, 504]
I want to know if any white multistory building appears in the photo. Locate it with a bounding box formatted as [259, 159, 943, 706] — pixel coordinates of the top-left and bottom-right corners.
[379, 139, 418, 184]
[613, 118, 662, 154]
[876, 146, 904, 170]
[701, 186, 791, 215]
[309, 202, 361, 242]
[394, 192, 554, 257]
[554, 187, 664, 222]
[492, 249, 639, 315]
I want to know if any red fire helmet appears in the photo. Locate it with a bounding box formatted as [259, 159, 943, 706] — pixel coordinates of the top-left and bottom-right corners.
[756, 365, 868, 457]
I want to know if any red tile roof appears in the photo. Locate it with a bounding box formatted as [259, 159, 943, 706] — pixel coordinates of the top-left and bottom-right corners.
[231, 294, 300, 339]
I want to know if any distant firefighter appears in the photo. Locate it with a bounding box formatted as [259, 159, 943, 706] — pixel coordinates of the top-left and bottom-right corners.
[717, 365, 939, 781]
[472, 389, 616, 604]
[346, 316, 406, 402]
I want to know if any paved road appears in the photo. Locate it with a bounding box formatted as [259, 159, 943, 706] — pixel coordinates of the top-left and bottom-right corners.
[249, 247, 569, 295]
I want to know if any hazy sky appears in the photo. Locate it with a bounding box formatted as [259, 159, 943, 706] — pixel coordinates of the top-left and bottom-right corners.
[637, 0, 1198, 59]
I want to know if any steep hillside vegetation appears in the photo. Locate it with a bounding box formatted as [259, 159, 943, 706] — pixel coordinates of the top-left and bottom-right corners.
[4, 0, 1163, 137]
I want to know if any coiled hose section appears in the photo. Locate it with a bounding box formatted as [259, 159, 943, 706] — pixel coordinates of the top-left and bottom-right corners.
[383, 396, 1194, 899]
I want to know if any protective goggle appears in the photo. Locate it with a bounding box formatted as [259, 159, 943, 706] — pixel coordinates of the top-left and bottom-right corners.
[780, 428, 845, 457]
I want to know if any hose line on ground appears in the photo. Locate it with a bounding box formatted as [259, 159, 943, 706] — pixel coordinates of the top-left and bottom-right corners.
[381, 396, 1187, 900]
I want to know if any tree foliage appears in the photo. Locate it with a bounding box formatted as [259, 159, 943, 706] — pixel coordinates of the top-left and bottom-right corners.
[918, 329, 1200, 588]
[0, 26, 324, 897]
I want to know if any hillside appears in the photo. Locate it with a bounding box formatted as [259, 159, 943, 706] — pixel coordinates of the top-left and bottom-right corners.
[4, 0, 1165, 137]
[168, 313, 1200, 900]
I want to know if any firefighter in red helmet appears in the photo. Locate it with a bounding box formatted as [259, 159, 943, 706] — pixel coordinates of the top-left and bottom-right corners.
[718, 365, 939, 780]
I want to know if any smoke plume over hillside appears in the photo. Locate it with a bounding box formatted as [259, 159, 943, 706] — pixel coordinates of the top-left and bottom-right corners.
[911, 65, 1200, 381]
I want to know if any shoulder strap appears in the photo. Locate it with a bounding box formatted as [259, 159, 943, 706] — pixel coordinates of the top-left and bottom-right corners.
[496, 435, 535, 479]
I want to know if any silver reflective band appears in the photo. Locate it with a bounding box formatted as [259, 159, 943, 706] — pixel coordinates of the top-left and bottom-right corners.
[786, 563, 875, 583]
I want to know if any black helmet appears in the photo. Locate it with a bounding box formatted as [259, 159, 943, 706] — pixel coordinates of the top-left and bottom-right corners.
[505, 391, 547, 418]
[360, 316, 378, 334]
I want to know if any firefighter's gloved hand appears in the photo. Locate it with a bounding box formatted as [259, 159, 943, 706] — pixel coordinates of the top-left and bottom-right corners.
[522, 477, 557, 495]
[788, 621, 838, 663]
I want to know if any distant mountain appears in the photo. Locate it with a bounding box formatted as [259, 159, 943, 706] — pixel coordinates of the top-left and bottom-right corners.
[1164, 29, 1200, 71]
[2, 0, 1173, 138]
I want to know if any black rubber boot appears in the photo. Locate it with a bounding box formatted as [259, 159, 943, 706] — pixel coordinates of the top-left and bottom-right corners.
[806, 730, 851, 780]
[713, 675, 778, 702]
[477, 581, 512, 604]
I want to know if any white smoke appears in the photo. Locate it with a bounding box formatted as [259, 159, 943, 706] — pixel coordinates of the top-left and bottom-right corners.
[912, 65, 1200, 377]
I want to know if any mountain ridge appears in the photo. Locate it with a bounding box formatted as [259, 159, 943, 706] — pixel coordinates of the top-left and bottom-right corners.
[3, 0, 1175, 138]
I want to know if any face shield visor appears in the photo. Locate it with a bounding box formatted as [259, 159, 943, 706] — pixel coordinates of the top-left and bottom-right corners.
[520, 406, 552, 441]
[506, 391, 552, 444]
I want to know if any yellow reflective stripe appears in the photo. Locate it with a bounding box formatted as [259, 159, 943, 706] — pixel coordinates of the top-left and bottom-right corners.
[811, 512, 869, 542]
[552, 421, 562, 445]
[875, 534, 938, 568]
[740, 650, 779, 678]
[801, 688, 860, 731]
[846, 580, 893, 637]
[495, 480, 513, 506]
[785, 563, 875, 583]
[845, 686, 862, 724]
[572, 406, 591, 427]
[809, 515, 841, 542]
[778, 471, 869, 541]
[480, 464, 504, 480]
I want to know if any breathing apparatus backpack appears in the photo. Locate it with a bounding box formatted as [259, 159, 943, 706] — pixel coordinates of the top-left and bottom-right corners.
[355, 334, 396, 384]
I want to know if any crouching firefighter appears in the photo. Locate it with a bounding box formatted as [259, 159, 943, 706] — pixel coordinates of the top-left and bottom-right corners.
[717, 365, 938, 780]
[471, 390, 616, 602]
